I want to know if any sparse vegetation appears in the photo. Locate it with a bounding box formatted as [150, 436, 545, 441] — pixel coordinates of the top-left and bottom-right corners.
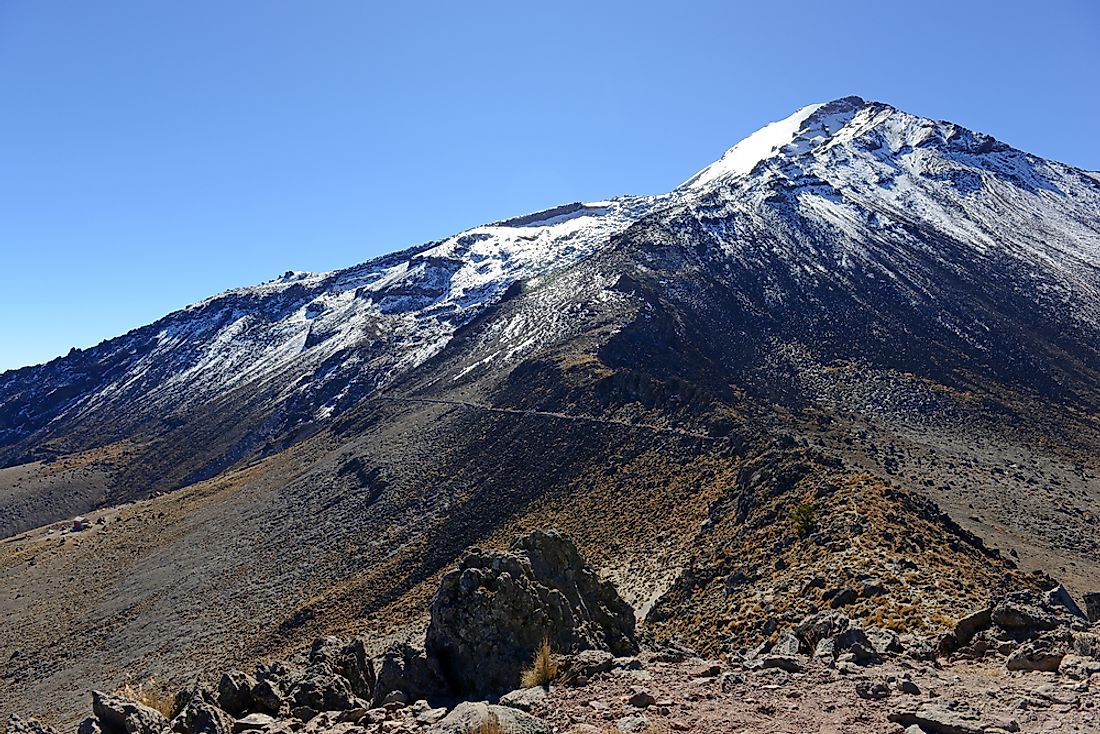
[791, 502, 817, 537]
[116, 677, 174, 718]
[473, 712, 506, 734]
[520, 637, 559, 688]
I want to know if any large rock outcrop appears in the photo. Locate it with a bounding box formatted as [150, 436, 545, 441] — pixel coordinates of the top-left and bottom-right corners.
[425, 529, 637, 697]
[90, 692, 168, 734]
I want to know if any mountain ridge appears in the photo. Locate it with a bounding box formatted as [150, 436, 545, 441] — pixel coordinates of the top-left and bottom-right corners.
[3, 96, 1100, 725]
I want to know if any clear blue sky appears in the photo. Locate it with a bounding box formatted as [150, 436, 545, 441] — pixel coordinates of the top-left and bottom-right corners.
[1, 1, 1098, 372]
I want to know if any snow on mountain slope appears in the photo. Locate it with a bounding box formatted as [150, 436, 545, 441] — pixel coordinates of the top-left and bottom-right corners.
[2, 95, 1099, 498]
[0, 195, 673, 464]
[417, 97, 1100, 412]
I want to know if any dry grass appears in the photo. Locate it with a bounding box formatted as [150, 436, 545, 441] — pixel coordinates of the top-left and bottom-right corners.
[116, 677, 174, 718]
[473, 712, 506, 734]
[520, 637, 559, 688]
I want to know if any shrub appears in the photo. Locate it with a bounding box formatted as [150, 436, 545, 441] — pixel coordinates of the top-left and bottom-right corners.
[791, 502, 817, 537]
[520, 637, 559, 688]
[116, 677, 174, 718]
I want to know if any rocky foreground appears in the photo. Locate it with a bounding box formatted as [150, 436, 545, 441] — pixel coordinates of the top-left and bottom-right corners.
[8, 531, 1100, 734]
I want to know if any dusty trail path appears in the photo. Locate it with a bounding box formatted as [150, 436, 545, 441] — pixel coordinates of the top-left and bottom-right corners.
[377, 395, 724, 442]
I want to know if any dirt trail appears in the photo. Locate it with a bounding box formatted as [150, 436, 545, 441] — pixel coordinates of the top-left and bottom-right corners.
[377, 395, 723, 441]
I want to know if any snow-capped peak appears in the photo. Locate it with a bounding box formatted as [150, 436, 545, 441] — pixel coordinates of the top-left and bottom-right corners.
[679, 96, 866, 190]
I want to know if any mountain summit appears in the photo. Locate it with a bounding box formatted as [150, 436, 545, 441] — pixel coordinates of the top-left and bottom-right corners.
[680, 96, 869, 188]
[2, 98, 1100, 724]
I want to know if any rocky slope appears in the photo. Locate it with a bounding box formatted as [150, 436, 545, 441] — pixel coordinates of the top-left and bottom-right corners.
[2, 97, 1100, 726]
[10, 530, 1100, 734]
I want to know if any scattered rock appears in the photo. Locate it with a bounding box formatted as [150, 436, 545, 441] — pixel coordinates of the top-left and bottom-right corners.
[855, 679, 890, 700]
[498, 686, 548, 712]
[898, 679, 921, 695]
[626, 688, 656, 708]
[613, 715, 649, 732]
[230, 714, 273, 734]
[887, 701, 984, 734]
[760, 655, 803, 673]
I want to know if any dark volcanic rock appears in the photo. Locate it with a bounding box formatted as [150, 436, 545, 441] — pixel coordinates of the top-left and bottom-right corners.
[425, 529, 637, 697]
[91, 691, 169, 734]
[1004, 638, 1066, 672]
[428, 702, 552, 734]
[1082, 592, 1100, 624]
[215, 672, 255, 718]
[5, 715, 58, 734]
[309, 637, 376, 701]
[887, 701, 984, 734]
[286, 664, 358, 714]
[370, 643, 447, 707]
[169, 695, 233, 734]
[990, 591, 1064, 634]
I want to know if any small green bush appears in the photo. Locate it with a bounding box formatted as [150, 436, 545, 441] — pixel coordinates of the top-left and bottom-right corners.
[791, 502, 817, 537]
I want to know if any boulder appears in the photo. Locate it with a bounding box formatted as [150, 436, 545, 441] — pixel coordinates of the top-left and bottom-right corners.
[286, 664, 358, 712]
[229, 714, 273, 734]
[865, 627, 903, 655]
[1072, 631, 1100, 659]
[814, 627, 880, 664]
[1083, 592, 1100, 624]
[5, 715, 58, 734]
[953, 608, 992, 648]
[307, 637, 375, 701]
[424, 529, 637, 697]
[887, 701, 984, 734]
[1044, 584, 1085, 619]
[370, 642, 448, 707]
[428, 702, 552, 734]
[77, 719, 101, 734]
[991, 591, 1066, 636]
[169, 696, 233, 734]
[1059, 654, 1100, 680]
[771, 630, 802, 655]
[215, 673, 256, 718]
[558, 650, 615, 684]
[91, 691, 170, 734]
[499, 686, 548, 712]
[1005, 638, 1066, 672]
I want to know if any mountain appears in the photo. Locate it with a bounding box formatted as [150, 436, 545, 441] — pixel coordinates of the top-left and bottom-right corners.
[3, 96, 1100, 725]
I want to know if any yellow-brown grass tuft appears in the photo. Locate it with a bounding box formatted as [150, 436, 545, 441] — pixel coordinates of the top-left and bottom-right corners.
[116, 677, 174, 718]
[520, 637, 559, 689]
[473, 712, 507, 734]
